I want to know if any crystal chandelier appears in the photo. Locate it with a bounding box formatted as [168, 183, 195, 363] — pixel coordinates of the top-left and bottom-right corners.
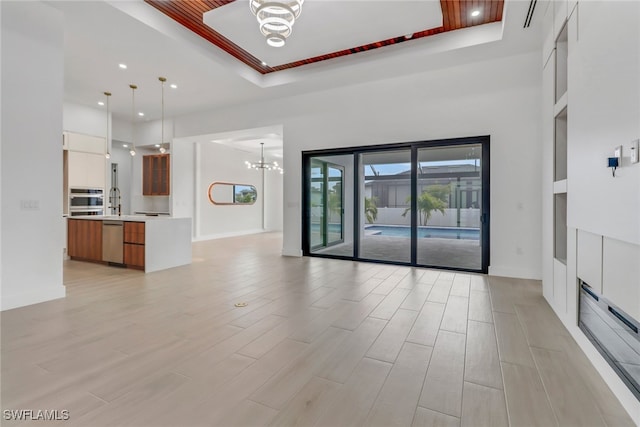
[249, 0, 304, 48]
[245, 143, 283, 174]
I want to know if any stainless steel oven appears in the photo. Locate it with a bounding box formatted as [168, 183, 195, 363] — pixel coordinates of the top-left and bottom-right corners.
[69, 188, 104, 216]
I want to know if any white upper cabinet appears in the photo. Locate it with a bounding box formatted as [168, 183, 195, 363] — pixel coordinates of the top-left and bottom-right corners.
[63, 132, 106, 154]
[67, 151, 106, 189]
[64, 131, 107, 189]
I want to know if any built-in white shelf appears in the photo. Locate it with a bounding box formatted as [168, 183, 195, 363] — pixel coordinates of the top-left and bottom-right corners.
[554, 107, 568, 181]
[554, 193, 568, 264]
[553, 179, 568, 194]
[555, 23, 568, 103]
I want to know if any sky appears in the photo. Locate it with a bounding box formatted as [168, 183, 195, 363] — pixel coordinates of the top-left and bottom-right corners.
[369, 159, 480, 175]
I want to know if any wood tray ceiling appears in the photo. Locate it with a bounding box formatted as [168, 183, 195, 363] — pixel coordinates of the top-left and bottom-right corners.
[144, 0, 504, 75]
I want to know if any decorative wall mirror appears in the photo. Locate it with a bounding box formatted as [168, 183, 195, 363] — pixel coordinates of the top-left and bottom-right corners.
[208, 182, 257, 205]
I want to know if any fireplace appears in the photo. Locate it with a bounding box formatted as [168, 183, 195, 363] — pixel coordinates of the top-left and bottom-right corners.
[579, 280, 640, 400]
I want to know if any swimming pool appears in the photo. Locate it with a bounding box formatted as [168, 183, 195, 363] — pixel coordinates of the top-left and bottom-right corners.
[366, 225, 479, 240]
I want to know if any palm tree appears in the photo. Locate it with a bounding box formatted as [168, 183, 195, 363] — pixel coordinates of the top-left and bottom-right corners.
[364, 196, 378, 224]
[402, 185, 450, 226]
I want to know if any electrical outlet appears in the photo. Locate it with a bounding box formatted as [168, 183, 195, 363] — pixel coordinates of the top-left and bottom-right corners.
[631, 139, 639, 164]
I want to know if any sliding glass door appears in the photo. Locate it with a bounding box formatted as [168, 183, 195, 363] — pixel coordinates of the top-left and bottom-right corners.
[359, 150, 412, 264]
[416, 144, 484, 270]
[308, 156, 351, 256]
[303, 137, 489, 273]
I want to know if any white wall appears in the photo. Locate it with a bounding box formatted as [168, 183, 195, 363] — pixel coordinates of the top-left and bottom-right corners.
[264, 165, 283, 231]
[567, 1, 640, 245]
[374, 208, 480, 228]
[196, 142, 270, 239]
[112, 117, 133, 142]
[1, 1, 65, 310]
[63, 103, 106, 138]
[175, 51, 543, 278]
[171, 140, 195, 226]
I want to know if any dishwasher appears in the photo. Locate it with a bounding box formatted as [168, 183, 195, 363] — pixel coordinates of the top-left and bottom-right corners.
[102, 220, 124, 264]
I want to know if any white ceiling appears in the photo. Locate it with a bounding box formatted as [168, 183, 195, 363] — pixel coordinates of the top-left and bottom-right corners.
[53, 0, 542, 127]
[175, 125, 284, 158]
[204, 0, 443, 66]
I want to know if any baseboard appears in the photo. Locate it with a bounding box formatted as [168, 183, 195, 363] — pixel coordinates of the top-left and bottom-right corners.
[1, 286, 66, 311]
[282, 248, 303, 257]
[488, 265, 542, 280]
[193, 229, 266, 242]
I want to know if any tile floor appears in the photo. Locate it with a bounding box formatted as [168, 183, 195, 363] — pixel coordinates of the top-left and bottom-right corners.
[0, 232, 634, 426]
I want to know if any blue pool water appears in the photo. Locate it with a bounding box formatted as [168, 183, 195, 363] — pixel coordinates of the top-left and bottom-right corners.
[366, 225, 479, 240]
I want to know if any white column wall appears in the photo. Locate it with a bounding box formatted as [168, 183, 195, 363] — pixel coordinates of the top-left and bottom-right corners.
[541, 1, 640, 423]
[1, 1, 65, 310]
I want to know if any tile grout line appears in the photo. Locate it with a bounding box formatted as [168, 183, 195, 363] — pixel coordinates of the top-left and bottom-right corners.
[487, 275, 514, 427]
[511, 290, 562, 427]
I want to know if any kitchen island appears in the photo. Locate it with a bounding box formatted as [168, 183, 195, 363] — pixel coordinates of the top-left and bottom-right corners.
[67, 216, 192, 273]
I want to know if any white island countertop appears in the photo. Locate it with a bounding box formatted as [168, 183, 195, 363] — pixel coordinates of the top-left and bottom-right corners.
[68, 216, 192, 273]
[71, 215, 182, 223]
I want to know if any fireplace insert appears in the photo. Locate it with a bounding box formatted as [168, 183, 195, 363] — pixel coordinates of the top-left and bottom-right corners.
[579, 280, 640, 400]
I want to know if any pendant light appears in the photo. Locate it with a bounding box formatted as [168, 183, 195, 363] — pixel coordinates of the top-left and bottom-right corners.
[129, 84, 137, 157]
[158, 77, 167, 154]
[104, 91, 111, 159]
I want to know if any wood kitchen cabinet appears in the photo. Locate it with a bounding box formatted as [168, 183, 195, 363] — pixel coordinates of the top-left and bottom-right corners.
[67, 217, 191, 273]
[143, 154, 170, 196]
[67, 219, 102, 261]
[123, 222, 145, 269]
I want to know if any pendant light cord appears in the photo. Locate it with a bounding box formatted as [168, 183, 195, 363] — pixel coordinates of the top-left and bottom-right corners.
[130, 84, 137, 156]
[159, 77, 166, 153]
[104, 91, 111, 159]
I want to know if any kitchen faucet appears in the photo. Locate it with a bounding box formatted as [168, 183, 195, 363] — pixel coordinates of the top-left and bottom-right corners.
[108, 187, 121, 216]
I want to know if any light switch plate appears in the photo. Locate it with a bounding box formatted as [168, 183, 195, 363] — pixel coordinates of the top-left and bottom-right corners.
[614, 145, 622, 161]
[631, 139, 639, 164]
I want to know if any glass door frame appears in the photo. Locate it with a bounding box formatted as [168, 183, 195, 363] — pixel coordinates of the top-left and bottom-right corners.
[302, 136, 490, 274]
[307, 159, 345, 251]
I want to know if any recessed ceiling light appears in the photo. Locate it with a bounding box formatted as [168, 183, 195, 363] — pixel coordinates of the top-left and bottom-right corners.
[119, 63, 127, 69]
[170, 84, 177, 89]
[261, 61, 267, 66]
[471, 10, 480, 17]
[154, 144, 160, 147]
[98, 101, 105, 106]
[404, 34, 413, 40]
[138, 112, 144, 117]
[123, 144, 128, 148]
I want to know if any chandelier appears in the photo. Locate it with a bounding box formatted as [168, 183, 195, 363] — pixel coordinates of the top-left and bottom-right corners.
[249, 0, 304, 48]
[245, 143, 283, 174]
